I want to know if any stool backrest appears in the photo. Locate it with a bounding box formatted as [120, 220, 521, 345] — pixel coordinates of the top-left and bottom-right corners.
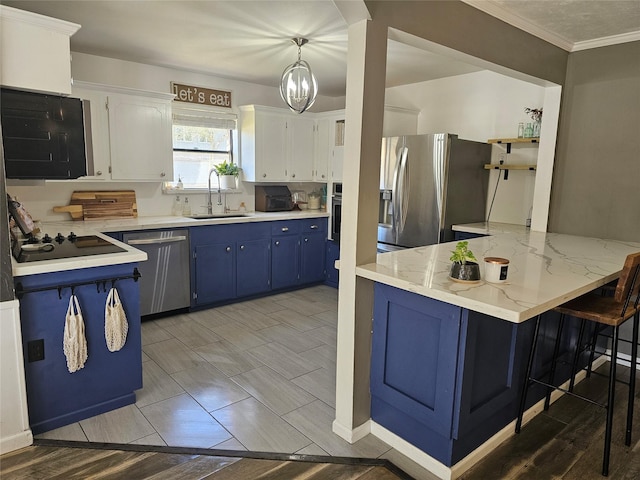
[615, 252, 640, 315]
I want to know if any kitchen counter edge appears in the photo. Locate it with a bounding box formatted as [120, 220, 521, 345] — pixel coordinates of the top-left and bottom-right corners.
[13, 211, 329, 277]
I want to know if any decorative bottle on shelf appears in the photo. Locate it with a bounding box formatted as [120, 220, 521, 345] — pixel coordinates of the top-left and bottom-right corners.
[533, 122, 541, 137]
[517, 122, 525, 138]
[524, 123, 533, 138]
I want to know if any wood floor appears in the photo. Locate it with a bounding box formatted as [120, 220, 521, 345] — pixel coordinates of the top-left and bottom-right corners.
[461, 363, 640, 479]
[0, 442, 409, 480]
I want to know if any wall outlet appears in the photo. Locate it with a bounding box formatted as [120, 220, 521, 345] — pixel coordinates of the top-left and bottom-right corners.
[27, 339, 45, 362]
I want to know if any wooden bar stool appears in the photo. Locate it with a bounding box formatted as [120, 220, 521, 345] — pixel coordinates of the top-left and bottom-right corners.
[515, 252, 640, 476]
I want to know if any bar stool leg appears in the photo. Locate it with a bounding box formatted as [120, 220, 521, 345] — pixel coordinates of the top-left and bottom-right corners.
[569, 319, 587, 392]
[587, 323, 602, 378]
[603, 325, 619, 477]
[626, 312, 639, 446]
[545, 314, 566, 410]
[516, 315, 542, 434]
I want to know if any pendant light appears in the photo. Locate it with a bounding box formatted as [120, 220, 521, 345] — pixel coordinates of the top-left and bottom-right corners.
[280, 37, 318, 114]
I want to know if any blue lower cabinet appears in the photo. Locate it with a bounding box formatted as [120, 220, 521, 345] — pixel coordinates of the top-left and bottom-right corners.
[454, 231, 486, 241]
[237, 238, 271, 297]
[15, 263, 142, 434]
[300, 231, 326, 284]
[371, 283, 597, 466]
[194, 242, 236, 304]
[191, 223, 271, 306]
[272, 234, 300, 290]
[325, 240, 340, 287]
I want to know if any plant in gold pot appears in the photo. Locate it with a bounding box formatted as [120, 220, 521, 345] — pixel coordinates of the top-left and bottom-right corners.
[449, 241, 481, 282]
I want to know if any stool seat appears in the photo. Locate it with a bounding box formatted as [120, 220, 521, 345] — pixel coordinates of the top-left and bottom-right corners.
[555, 294, 639, 326]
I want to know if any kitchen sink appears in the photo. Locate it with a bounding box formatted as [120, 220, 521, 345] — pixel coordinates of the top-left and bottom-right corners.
[186, 213, 251, 219]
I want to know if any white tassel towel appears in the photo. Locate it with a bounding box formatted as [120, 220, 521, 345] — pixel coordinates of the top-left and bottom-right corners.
[105, 287, 128, 352]
[63, 294, 88, 373]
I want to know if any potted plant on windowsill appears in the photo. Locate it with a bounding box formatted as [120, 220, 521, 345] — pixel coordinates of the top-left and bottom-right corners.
[213, 161, 240, 189]
[449, 241, 481, 282]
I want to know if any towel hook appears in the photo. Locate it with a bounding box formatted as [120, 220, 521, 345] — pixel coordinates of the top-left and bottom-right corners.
[57, 286, 63, 300]
[70, 286, 76, 297]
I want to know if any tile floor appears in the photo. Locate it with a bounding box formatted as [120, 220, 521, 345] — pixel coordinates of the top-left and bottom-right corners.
[36, 285, 433, 477]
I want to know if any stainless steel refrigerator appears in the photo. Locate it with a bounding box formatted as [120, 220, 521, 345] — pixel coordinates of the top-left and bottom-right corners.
[377, 134, 490, 251]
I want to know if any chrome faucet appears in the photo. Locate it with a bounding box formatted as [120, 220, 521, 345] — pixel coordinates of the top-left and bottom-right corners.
[207, 168, 225, 214]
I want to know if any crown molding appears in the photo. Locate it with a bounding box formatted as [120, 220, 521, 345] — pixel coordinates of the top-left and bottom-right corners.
[462, 0, 640, 53]
[0, 5, 80, 36]
[571, 30, 640, 52]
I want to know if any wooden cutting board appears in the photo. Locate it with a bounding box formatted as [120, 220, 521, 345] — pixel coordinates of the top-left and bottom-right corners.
[53, 190, 138, 220]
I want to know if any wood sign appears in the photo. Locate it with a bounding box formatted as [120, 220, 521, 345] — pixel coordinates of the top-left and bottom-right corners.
[171, 82, 232, 108]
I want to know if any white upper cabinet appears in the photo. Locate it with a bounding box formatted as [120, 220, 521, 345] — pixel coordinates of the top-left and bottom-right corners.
[314, 117, 330, 182]
[239, 105, 315, 182]
[288, 115, 315, 181]
[108, 92, 173, 181]
[71, 81, 174, 182]
[0, 6, 79, 95]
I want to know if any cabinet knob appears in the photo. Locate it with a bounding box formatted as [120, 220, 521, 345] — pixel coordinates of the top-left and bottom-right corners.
[160, 172, 166, 177]
[240, 245, 245, 250]
[321, 174, 325, 178]
[310, 225, 318, 229]
[292, 173, 296, 178]
[262, 173, 267, 178]
[281, 227, 289, 232]
[95, 170, 103, 176]
[226, 246, 231, 252]
[304, 238, 308, 243]
[275, 241, 280, 246]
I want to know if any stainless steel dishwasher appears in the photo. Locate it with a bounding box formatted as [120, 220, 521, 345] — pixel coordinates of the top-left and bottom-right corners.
[123, 229, 190, 316]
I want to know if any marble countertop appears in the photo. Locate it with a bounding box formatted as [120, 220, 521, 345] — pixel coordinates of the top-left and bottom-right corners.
[356, 231, 640, 323]
[13, 210, 329, 277]
[452, 222, 531, 235]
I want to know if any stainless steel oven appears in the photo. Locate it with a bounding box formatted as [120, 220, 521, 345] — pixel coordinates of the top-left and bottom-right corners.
[331, 183, 342, 242]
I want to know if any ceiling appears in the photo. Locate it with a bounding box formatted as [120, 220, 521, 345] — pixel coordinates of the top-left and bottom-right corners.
[2, 1, 639, 97]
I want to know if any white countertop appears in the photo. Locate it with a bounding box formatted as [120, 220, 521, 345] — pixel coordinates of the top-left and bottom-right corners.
[12, 232, 148, 278]
[452, 222, 531, 235]
[40, 210, 329, 235]
[13, 210, 329, 277]
[356, 231, 640, 323]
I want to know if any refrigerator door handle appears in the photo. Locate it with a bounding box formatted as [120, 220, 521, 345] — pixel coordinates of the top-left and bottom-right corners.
[394, 146, 409, 236]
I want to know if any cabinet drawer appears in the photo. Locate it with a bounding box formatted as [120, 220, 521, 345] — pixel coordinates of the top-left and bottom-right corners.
[271, 221, 303, 236]
[301, 218, 327, 233]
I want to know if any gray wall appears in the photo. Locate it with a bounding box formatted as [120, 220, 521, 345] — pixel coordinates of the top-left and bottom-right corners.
[549, 41, 640, 242]
[366, 1, 568, 85]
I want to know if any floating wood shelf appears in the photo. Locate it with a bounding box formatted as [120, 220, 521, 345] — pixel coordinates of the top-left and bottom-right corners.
[484, 164, 537, 171]
[487, 137, 540, 144]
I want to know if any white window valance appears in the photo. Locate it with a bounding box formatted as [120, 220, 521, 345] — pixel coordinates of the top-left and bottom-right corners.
[172, 104, 237, 130]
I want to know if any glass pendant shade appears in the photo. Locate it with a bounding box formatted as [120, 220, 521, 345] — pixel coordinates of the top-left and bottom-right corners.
[280, 38, 318, 114]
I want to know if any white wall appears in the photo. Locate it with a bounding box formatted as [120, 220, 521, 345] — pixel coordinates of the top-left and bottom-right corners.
[385, 71, 545, 225]
[0, 300, 32, 454]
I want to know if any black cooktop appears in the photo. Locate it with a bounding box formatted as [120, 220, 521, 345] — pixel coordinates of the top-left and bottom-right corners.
[13, 233, 126, 263]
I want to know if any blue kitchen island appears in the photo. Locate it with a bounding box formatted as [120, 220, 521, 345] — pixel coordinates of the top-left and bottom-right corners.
[356, 231, 640, 478]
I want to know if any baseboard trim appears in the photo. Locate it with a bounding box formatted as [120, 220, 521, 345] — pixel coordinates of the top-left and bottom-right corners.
[331, 418, 371, 443]
[0, 430, 33, 455]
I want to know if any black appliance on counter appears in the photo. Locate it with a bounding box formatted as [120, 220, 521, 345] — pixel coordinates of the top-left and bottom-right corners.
[255, 185, 293, 212]
[1, 88, 92, 180]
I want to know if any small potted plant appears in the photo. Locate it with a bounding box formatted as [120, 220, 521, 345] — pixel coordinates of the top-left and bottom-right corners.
[449, 241, 481, 282]
[213, 161, 240, 189]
